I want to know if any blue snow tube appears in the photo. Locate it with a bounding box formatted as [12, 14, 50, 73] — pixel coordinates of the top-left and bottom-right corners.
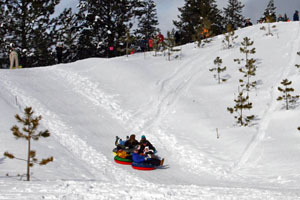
[131, 162, 155, 170]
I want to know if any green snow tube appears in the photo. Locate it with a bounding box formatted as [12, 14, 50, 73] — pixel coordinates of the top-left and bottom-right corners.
[114, 156, 132, 165]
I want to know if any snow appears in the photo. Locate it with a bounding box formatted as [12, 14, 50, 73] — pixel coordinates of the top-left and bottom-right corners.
[1, 22, 300, 199]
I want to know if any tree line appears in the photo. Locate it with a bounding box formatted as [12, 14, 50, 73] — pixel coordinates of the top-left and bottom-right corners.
[0, 0, 278, 68]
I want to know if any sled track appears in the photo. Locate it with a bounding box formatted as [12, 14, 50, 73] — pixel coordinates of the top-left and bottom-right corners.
[51, 67, 133, 125]
[129, 50, 234, 178]
[0, 73, 145, 184]
[49, 50, 233, 178]
[232, 24, 300, 171]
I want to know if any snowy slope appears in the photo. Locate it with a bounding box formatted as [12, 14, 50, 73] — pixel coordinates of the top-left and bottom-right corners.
[1, 22, 300, 199]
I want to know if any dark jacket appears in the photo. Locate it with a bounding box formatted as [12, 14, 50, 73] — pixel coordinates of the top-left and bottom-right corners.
[124, 139, 139, 149]
[139, 139, 156, 154]
[293, 12, 299, 21]
[244, 21, 253, 27]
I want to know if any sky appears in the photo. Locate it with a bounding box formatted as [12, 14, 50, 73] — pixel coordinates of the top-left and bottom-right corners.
[1, 21, 300, 199]
[56, 0, 300, 34]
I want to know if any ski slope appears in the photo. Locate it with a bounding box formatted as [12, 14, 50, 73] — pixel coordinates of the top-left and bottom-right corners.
[1, 22, 300, 199]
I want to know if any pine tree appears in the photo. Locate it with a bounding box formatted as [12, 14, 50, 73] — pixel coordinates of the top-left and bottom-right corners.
[173, 0, 223, 44]
[0, 0, 10, 68]
[209, 57, 227, 84]
[277, 79, 299, 110]
[227, 89, 254, 126]
[263, 0, 276, 22]
[223, 0, 245, 29]
[192, 18, 213, 48]
[77, 0, 138, 58]
[5, 0, 60, 68]
[239, 58, 257, 91]
[234, 37, 257, 91]
[164, 31, 181, 61]
[283, 13, 288, 21]
[4, 107, 53, 181]
[222, 24, 238, 49]
[118, 29, 136, 57]
[134, 0, 159, 41]
[54, 8, 79, 63]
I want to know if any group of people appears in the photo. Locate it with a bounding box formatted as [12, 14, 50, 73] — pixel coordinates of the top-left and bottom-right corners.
[245, 10, 299, 27]
[138, 31, 181, 52]
[115, 134, 164, 166]
[277, 10, 299, 22]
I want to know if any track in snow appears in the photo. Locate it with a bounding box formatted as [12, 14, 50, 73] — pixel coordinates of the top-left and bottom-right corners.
[232, 24, 300, 171]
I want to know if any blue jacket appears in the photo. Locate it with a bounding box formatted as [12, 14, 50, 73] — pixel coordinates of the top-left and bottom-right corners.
[132, 153, 146, 163]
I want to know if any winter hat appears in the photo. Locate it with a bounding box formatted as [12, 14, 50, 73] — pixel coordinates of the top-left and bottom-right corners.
[141, 135, 146, 139]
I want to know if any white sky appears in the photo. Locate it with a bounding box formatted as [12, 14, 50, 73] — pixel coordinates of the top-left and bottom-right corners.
[56, 0, 300, 34]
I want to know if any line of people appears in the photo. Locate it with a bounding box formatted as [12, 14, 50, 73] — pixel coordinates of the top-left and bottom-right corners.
[115, 134, 164, 166]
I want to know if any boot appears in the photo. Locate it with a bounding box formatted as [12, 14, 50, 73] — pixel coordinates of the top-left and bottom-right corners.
[160, 158, 164, 166]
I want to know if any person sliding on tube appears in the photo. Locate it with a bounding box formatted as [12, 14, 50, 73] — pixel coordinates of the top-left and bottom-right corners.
[132, 148, 164, 166]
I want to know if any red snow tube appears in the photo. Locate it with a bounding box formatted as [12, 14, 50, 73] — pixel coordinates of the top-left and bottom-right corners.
[114, 156, 132, 165]
[131, 162, 155, 170]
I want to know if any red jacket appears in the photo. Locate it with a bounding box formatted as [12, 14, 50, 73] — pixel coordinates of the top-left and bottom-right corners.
[157, 33, 164, 44]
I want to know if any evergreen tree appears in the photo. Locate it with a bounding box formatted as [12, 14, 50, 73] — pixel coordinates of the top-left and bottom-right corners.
[263, 0, 276, 22]
[223, 0, 245, 29]
[173, 0, 223, 44]
[234, 37, 255, 63]
[192, 18, 213, 48]
[135, 0, 159, 41]
[209, 56, 227, 84]
[277, 79, 299, 110]
[118, 28, 136, 57]
[222, 24, 238, 49]
[5, 0, 60, 68]
[4, 107, 53, 181]
[234, 37, 257, 91]
[76, 0, 138, 58]
[0, 0, 10, 68]
[227, 89, 254, 126]
[165, 31, 181, 61]
[283, 13, 288, 21]
[54, 8, 79, 63]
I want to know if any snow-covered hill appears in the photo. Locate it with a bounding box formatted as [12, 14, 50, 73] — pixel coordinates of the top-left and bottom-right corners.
[1, 22, 300, 199]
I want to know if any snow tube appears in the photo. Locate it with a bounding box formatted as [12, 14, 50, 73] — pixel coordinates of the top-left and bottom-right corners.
[114, 156, 132, 165]
[131, 162, 155, 170]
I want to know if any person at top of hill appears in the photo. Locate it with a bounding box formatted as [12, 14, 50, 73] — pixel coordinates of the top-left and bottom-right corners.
[244, 18, 253, 27]
[277, 14, 285, 22]
[293, 10, 299, 21]
[148, 38, 154, 49]
[132, 147, 164, 166]
[138, 135, 156, 154]
[157, 32, 164, 44]
[124, 134, 139, 149]
[56, 43, 63, 64]
[9, 45, 19, 69]
[175, 31, 181, 46]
